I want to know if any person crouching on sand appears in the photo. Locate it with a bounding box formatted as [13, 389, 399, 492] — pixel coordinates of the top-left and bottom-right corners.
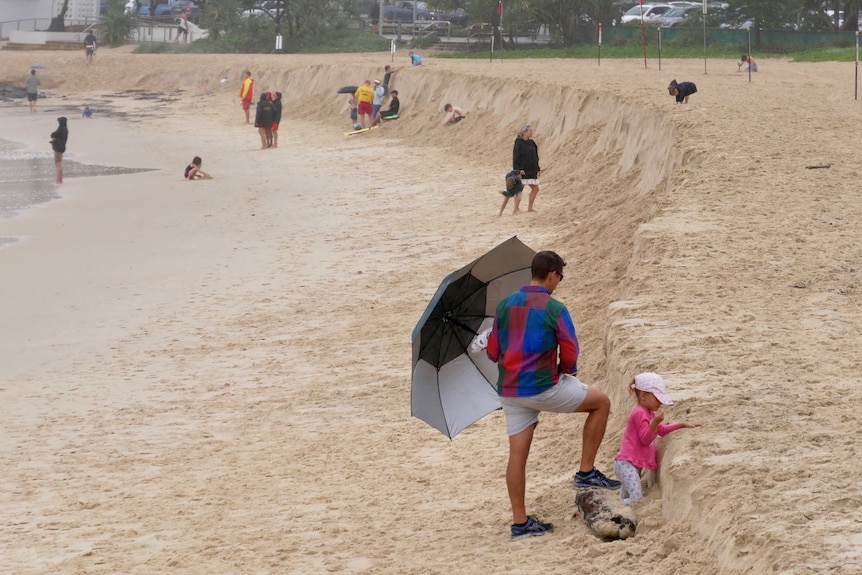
[667, 79, 697, 104]
[184, 156, 211, 180]
[441, 103, 465, 126]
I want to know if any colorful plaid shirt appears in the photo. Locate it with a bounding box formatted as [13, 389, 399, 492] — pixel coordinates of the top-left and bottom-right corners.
[486, 285, 579, 397]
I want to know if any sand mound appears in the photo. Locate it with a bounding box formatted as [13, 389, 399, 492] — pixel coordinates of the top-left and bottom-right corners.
[2, 49, 862, 573]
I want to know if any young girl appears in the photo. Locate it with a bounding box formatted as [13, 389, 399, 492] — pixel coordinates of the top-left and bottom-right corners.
[184, 156, 211, 180]
[613, 372, 701, 506]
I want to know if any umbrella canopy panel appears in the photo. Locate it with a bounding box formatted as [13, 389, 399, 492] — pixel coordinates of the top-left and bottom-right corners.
[411, 321, 500, 439]
[337, 85, 358, 94]
[410, 236, 537, 439]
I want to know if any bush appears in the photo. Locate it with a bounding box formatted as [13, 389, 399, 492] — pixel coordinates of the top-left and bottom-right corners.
[99, 0, 136, 46]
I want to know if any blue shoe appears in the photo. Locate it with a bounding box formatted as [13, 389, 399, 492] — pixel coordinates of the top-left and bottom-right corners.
[574, 468, 622, 490]
[511, 516, 554, 540]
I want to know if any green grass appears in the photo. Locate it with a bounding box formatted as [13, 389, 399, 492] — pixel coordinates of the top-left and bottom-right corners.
[297, 30, 391, 54]
[130, 28, 862, 61]
[438, 42, 859, 61]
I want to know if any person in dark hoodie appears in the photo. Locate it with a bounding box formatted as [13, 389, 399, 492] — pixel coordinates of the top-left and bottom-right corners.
[254, 92, 275, 149]
[271, 91, 282, 148]
[512, 124, 541, 212]
[50, 116, 68, 184]
[667, 79, 697, 104]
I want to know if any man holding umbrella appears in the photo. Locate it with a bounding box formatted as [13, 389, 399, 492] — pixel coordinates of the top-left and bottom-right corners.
[486, 250, 620, 540]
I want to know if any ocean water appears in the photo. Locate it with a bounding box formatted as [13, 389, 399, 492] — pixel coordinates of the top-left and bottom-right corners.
[0, 138, 152, 247]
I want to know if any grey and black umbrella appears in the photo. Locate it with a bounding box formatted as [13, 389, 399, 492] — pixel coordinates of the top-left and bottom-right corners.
[337, 85, 358, 94]
[411, 236, 536, 439]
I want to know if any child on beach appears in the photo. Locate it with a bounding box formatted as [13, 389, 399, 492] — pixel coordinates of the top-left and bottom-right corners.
[667, 79, 697, 104]
[738, 54, 758, 72]
[82, 106, 93, 118]
[613, 372, 702, 506]
[441, 103, 466, 126]
[184, 156, 211, 180]
[499, 169, 524, 216]
[348, 94, 360, 130]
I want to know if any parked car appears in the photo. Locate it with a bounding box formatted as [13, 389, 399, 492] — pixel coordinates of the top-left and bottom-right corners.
[171, 0, 200, 17]
[620, 4, 673, 24]
[431, 7, 469, 26]
[382, 1, 430, 22]
[656, 5, 697, 27]
[136, 0, 175, 16]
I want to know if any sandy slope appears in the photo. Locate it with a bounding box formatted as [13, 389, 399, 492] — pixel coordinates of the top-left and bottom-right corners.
[1, 48, 861, 574]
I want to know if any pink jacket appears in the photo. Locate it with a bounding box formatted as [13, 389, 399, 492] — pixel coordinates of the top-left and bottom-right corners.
[615, 404, 681, 470]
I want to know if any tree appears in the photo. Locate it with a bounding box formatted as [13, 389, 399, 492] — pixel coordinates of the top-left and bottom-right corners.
[100, 0, 137, 45]
[47, 0, 69, 31]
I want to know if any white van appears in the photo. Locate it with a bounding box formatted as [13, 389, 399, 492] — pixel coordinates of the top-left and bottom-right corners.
[620, 4, 673, 24]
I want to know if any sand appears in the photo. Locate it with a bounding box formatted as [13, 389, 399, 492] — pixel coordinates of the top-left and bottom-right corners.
[1, 47, 861, 574]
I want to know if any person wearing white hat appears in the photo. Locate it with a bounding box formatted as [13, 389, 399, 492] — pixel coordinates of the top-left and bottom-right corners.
[613, 372, 702, 506]
[371, 79, 385, 126]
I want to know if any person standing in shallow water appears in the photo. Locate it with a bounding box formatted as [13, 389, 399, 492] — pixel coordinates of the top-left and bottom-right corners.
[50, 117, 68, 184]
[512, 124, 541, 212]
[26, 69, 40, 113]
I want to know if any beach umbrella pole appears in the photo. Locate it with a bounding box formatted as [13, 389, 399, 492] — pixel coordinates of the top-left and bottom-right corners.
[702, 0, 707, 74]
[856, 31, 859, 101]
[747, 27, 752, 82]
[657, 27, 662, 71]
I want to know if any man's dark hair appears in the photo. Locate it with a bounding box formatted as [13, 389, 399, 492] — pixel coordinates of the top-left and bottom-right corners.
[391, 90, 398, 95]
[531, 251, 565, 281]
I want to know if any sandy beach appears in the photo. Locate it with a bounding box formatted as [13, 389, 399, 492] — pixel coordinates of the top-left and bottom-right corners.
[1, 47, 862, 574]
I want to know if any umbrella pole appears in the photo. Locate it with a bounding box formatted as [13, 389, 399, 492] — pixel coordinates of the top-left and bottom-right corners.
[444, 313, 481, 337]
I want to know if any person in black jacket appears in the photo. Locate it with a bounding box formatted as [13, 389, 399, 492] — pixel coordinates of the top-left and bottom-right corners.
[512, 124, 541, 212]
[50, 116, 68, 184]
[271, 91, 282, 148]
[667, 79, 697, 104]
[255, 92, 275, 149]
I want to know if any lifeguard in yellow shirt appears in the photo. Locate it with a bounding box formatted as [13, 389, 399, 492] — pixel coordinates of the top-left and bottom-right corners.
[354, 80, 374, 129]
[239, 70, 254, 124]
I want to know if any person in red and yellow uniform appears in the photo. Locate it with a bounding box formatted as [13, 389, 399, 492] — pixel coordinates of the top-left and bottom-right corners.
[239, 70, 254, 124]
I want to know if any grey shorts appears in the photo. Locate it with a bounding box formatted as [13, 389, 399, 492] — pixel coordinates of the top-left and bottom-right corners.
[500, 374, 589, 436]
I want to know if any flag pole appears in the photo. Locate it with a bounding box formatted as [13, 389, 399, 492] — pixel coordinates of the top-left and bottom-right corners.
[639, 1, 647, 68]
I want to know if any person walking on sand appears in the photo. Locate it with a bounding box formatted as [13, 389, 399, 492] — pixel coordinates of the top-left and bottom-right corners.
[485, 250, 621, 540]
[667, 79, 697, 104]
[84, 31, 97, 65]
[175, 13, 189, 44]
[354, 80, 374, 129]
[512, 124, 541, 212]
[499, 169, 524, 217]
[50, 117, 68, 184]
[26, 69, 40, 113]
[614, 372, 702, 506]
[239, 70, 254, 124]
[441, 103, 465, 126]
